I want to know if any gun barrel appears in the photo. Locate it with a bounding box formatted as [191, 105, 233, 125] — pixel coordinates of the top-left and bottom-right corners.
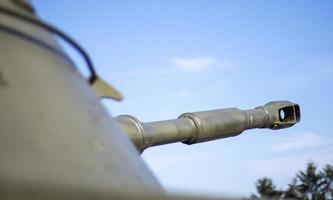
[116, 101, 300, 152]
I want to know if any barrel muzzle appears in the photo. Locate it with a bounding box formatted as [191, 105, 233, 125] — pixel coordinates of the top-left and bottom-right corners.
[259, 101, 301, 130]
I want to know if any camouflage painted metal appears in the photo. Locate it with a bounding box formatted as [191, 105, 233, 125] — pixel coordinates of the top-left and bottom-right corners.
[117, 101, 300, 152]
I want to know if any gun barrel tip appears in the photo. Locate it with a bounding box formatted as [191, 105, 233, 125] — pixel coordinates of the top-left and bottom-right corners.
[279, 103, 300, 123]
[263, 101, 301, 130]
[294, 104, 301, 122]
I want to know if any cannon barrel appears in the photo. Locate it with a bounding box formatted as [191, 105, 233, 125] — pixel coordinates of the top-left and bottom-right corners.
[116, 101, 300, 152]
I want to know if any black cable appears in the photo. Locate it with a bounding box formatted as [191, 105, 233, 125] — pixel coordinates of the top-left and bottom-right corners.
[0, 6, 98, 84]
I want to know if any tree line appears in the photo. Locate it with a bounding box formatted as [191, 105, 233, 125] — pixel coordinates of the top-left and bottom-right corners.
[248, 162, 333, 200]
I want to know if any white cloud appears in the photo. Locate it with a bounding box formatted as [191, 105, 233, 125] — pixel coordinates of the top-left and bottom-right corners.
[271, 132, 329, 153]
[172, 56, 220, 72]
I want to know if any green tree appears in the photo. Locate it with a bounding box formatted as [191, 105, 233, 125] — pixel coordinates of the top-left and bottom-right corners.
[253, 162, 333, 200]
[296, 162, 323, 200]
[320, 164, 333, 199]
[255, 178, 281, 199]
[283, 178, 302, 199]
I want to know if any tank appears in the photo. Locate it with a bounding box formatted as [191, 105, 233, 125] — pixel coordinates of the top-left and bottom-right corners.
[0, 0, 301, 199]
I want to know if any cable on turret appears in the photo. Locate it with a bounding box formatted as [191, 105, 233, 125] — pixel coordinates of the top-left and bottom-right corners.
[0, 6, 98, 84]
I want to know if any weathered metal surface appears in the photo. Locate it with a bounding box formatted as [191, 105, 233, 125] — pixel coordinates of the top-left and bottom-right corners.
[117, 101, 300, 152]
[0, 178, 240, 200]
[0, 0, 161, 198]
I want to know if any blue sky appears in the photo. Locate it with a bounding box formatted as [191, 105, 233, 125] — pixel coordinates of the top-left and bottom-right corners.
[34, 0, 333, 197]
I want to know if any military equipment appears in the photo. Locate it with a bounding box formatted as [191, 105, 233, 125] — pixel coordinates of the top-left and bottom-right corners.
[117, 101, 300, 152]
[0, 0, 301, 199]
